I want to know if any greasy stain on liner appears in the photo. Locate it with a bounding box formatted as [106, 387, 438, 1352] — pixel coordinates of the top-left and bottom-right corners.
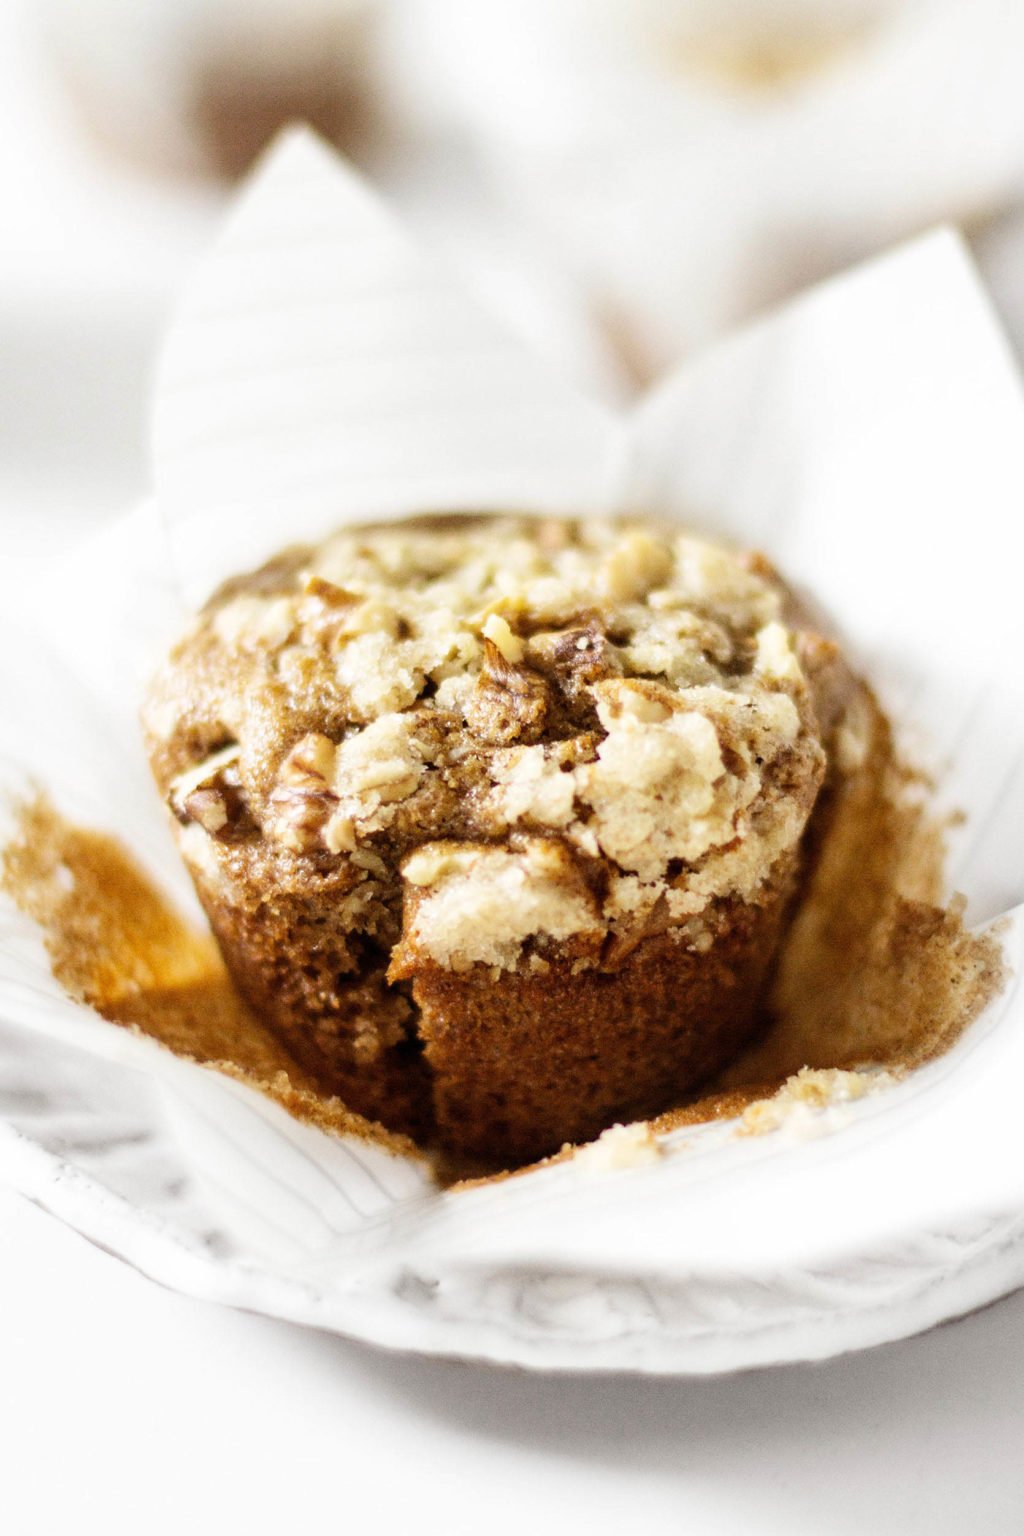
[724, 700, 1007, 1086]
[0, 795, 419, 1162]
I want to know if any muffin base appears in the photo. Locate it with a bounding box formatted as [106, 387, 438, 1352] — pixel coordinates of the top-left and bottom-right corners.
[408, 885, 793, 1163]
[190, 857, 434, 1141]
[184, 837, 795, 1163]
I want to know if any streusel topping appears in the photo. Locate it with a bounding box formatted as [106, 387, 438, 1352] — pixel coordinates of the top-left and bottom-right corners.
[144, 515, 827, 971]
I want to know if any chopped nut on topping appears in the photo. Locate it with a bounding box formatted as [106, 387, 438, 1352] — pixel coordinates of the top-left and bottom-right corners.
[481, 612, 525, 663]
[279, 733, 337, 786]
[754, 621, 801, 683]
[182, 788, 229, 835]
[323, 812, 357, 854]
[301, 574, 356, 608]
[268, 733, 340, 850]
[169, 744, 246, 838]
[465, 641, 552, 745]
[169, 743, 241, 808]
[528, 621, 622, 706]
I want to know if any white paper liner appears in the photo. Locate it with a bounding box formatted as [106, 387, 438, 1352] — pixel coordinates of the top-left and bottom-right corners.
[153, 130, 618, 608]
[3, 133, 1024, 1371]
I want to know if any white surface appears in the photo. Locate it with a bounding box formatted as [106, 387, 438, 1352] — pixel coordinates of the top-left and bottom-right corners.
[2, 1184, 1024, 1535]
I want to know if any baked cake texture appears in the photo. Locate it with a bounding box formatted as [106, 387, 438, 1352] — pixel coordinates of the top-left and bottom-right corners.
[143, 514, 857, 1162]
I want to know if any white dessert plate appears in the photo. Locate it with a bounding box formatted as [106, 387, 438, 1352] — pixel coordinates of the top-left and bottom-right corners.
[2, 134, 1024, 1374]
[0, 916, 1021, 1376]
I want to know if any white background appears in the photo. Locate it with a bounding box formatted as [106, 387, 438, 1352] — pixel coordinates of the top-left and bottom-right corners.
[3, 4, 1024, 1530]
[4, 1185, 1024, 1534]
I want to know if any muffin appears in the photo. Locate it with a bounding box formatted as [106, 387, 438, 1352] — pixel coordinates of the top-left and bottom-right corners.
[143, 514, 850, 1162]
[38, 0, 382, 182]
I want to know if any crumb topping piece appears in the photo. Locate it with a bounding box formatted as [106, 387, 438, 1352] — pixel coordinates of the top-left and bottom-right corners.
[398, 839, 603, 973]
[573, 1120, 663, 1170]
[147, 515, 828, 973]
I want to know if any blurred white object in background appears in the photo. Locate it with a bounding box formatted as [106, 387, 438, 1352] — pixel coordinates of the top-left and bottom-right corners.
[35, 0, 385, 179]
[21, 1, 1024, 393]
[0, 0, 629, 594]
[394, 0, 1024, 377]
[974, 204, 1024, 367]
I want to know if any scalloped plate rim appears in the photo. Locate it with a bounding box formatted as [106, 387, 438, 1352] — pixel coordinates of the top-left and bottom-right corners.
[5, 1097, 1024, 1377]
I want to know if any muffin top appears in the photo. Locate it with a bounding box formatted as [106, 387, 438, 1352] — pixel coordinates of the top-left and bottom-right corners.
[144, 514, 833, 971]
